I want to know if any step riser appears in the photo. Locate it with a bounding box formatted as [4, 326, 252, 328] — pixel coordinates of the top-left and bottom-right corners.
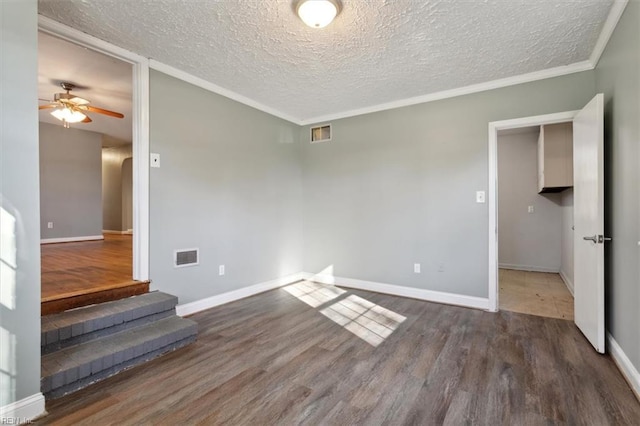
[41, 292, 197, 401]
[41, 292, 179, 352]
[44, 334, 196, 399]
[42, 309, 175, 355]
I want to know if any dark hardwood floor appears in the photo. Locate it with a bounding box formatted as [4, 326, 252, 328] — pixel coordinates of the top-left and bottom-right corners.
[37, 281, 640, 425]
[41, 234, 147, 314]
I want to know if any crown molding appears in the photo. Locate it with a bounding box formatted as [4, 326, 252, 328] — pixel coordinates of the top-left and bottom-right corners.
[299, 60, 594, 125]
[38, 15, 146, 65]
[589, 0, 628, 67]
[148, 60, 300, 125]
[40, 0, 627, 127]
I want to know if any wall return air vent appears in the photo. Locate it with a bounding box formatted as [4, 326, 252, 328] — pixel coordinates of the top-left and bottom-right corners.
[310, 124, 331, 143]
[174, 248, 199, 268]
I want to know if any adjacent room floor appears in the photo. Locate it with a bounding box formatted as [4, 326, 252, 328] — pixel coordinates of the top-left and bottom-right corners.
[499, 269, 574, 320]
[37, 281, 639, 425]
[41, 234, 133, 302]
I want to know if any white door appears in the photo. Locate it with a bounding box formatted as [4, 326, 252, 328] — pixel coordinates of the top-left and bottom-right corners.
[573, 93, 606, 353]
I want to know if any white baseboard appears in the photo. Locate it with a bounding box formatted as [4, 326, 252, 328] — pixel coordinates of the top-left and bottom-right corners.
[176, 272, 305, 316]
[607, 332, 640, 402]
[0, 393, 46, 423]
[302, 272, 490, 311]
[499, 263, 560, 273]
[559, 269, 574, 296]
[103, 230, 133, 235]
[41, 235, 104, 244]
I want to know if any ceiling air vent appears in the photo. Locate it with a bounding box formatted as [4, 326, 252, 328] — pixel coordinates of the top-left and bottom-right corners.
[310, 124, 331, 143]
[174, 248, 199, 268]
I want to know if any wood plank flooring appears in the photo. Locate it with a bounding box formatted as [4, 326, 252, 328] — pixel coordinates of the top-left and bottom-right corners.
[41, 234, 134, 302]
[499, 269, 574, 320]
[37, 281, 640, 425]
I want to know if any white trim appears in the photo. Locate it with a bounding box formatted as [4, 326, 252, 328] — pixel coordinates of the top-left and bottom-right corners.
[41, 235, 104, 244]
[589, 1, 628, 67]
[607, 332, 640, 402]
[39, 15, 150, 282]
[148, 60, 300, 125]
[0, 393, 46, 423]
[488, 110, 579, 312]
[498, 264, 560, 273]
[175, 273, 305, 316]
[559, 269, 575, 296]
[299, 62, 592, 125]
[302, 272, 490, 311]
[132, 60, 150, 281]
[38, 4, 624, 129]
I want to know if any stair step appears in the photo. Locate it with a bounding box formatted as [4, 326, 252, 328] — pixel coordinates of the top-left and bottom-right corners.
[41, 292, 178, 353]
[41, 316, 197, 399]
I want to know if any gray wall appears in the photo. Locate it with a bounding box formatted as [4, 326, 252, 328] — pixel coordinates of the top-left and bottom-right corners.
[498, 130, 563, 272]
[302, 71, 596, 298]
[560, 189, 574, 292]
[149, 70, 303, 304]
[0, 0, 41, 406]
[39, 122, 103, 239]
[595, 1, 640, 372]
[102, 145, 132, 232]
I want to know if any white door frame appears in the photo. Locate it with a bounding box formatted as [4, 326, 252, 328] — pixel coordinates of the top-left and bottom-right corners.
[487, 110, 578, 312]
[38, 16, 150, 281]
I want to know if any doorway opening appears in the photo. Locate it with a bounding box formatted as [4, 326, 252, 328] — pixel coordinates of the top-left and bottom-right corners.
[38, 17, 150, 314]
[489, 96, 606, 353]
[487, 110, 578, 315]
[496, 124, 574, 320]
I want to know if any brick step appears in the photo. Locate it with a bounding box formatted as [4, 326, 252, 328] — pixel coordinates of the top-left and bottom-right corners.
[41, 292, 178, 354]
[42, 315, 197, 399]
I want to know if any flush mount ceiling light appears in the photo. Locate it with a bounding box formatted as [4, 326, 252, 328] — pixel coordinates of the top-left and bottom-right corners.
[296, 0, 341, 29]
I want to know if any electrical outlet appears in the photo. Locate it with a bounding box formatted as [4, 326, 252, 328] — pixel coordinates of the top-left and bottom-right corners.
[219, 265, 225, 276]
[414, 263, 421, 273]
[528, 205, 534, 213]
[47, 222, 54, 229]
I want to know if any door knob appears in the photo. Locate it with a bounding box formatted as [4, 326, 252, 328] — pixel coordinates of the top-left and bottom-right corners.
[598, 235, 612, 243]
[583, 235, 598, 243]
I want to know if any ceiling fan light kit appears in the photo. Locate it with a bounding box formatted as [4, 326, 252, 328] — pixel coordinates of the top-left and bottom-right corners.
[39, 82, 124, 129]
[51, 107, 86, 126]
[296, 0, 341, 28]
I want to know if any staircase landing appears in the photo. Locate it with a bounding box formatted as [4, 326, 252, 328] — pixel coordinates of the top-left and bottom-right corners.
[41, 280, 150, 315]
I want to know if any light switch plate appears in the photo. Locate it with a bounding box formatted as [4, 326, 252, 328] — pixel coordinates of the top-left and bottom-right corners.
[150, 153, 161, 168]
[476, 191, 486, 203]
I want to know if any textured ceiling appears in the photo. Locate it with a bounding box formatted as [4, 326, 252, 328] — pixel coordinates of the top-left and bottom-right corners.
[38, 0, 613, 123]
[38, 31, 132, 143]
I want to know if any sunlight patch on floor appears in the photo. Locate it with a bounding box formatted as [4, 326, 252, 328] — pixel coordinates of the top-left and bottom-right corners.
[283, 280, 345, 308]
[284, 279, 406, 347]
[320, 294, 406, 347]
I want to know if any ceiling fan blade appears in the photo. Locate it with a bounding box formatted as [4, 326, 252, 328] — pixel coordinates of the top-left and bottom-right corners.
[39, 104, 57, 110]
[86, 106, 124, 118]
[82, 115, 92, 123]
